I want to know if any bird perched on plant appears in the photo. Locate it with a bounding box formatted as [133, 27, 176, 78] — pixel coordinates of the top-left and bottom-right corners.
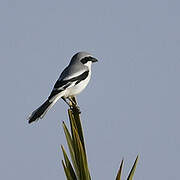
[28, 52, 98, 124]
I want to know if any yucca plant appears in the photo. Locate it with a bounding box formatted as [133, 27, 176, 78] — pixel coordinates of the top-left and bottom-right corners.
[61, 98, 139, 180]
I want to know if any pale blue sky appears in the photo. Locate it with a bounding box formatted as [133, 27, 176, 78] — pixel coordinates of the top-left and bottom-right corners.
[0, 0, 180, 179]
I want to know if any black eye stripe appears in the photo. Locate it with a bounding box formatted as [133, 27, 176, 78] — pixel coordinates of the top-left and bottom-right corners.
[80, 57, 92, 64]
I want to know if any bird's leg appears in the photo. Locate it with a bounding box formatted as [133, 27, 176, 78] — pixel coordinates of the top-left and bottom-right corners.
[62, 97, 73, 108]
[72, 96, 78, 105]
[67, 96, 81, 114]
[67, 97, 77, 106]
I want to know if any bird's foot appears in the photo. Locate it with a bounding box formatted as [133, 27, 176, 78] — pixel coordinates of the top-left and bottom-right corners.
[75, 105, 81, 114]
[70, 104, 81, 114]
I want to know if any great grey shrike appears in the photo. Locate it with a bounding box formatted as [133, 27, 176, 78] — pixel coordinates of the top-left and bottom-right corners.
[28, 52, 98, 123]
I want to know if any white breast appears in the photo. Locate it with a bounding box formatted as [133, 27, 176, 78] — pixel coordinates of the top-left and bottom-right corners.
[64, 62, 92, 97]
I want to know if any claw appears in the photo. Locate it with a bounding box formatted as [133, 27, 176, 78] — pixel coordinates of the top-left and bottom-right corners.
[75, 105, 81, 114]
[71, 104, 81, 114]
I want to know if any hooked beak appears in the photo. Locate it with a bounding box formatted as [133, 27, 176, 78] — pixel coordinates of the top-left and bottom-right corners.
[91, 57, 98, 63]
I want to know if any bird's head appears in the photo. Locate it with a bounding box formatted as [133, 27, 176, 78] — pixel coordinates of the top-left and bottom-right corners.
[70, 52, 98, 68]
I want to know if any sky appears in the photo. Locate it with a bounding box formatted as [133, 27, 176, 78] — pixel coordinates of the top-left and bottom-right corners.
[0, 0, 180, 179]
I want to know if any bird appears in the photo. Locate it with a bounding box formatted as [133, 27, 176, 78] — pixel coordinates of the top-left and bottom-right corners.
[28, 51, 98, 124]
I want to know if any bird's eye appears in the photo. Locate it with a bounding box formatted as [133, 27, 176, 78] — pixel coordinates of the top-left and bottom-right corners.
[80, 57, 91, 64]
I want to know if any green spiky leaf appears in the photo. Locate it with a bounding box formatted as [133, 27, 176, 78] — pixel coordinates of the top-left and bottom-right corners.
[62, 160, 74, 180]
[61, 145, 77, 180]
[68, 109, 86, 152]
[127, 155, 139, 180]
[62, 121, 80, 178]
[116, 159, 124, 180]
[73, 127, 90, 180]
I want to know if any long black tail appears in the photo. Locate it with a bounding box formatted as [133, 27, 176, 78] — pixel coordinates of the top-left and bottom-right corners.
[28, 100, 53, 124]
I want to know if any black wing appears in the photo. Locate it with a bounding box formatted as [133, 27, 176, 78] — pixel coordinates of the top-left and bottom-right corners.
[48, 70, 89, 100]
